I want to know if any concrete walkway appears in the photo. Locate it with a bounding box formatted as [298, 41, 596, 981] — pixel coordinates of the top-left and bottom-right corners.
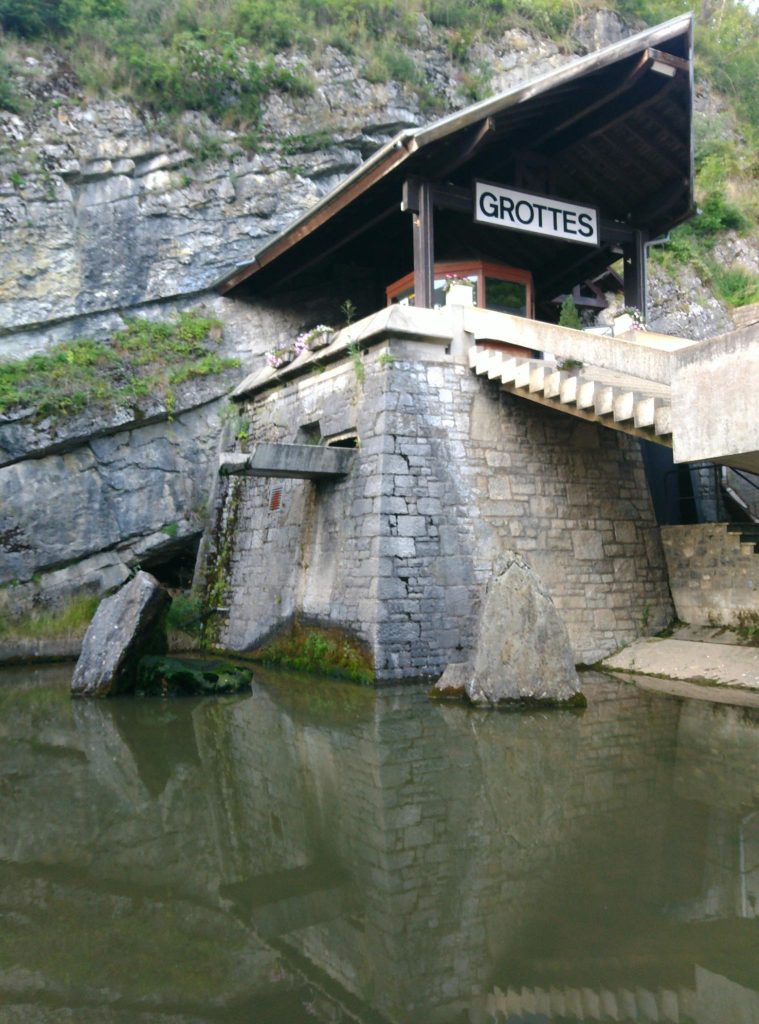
[602, 627, 759, 691]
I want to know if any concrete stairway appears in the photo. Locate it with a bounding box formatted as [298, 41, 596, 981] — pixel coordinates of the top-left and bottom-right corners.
[469, 983, 696, 1022]
[726, 522, 759, 554]
[469, 346, 673, 445]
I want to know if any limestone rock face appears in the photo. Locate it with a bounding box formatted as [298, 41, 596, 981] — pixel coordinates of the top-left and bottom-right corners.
[70, 572, 169, 698]
[465, 555, 581, 706]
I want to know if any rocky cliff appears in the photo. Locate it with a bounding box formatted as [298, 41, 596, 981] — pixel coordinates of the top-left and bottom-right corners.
[0, 10, 744, 619]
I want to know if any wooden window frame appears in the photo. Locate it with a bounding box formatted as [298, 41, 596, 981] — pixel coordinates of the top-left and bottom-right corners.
[385, 259, 534, 318]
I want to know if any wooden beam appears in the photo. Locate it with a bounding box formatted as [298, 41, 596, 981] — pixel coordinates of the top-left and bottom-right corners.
[530, 51, 651, 150]
[264, 203, 398, 293]
[404, 178, 471, 215]
[623, 227, 648, 318]
[435, 116, 495, 180]
[412, 181, 434, 308]
[219, 141, 411, 293]
[553, 75, 680, 158]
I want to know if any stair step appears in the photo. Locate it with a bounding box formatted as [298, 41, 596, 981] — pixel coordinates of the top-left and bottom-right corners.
[600, 989, 620, 1020]
[660, 988, 680, 1022]
[498, 357, 520, 385]
[529, 363, 548, 393]
[513, 360, 534, 389]
[564, 988, 583, 1017]
[486, 353, 505, 380]
[544, 368, 567, 398]
[549, 986, 566, 1016]
[560, 375, 579, 404]
[576, 378, 596, 409]
[612, 390, 638, 423]
[619, 989, 638, 1019]
[594, 385, 615, 416]
[636, 986, 660, 1021]
[727, 524, 759, 536]
[654, 404, 672, 436]
[634, 395, 661, 429]
[581, 987, 602, 1019]
[520, 986, 536, 1014]
[472, 348, 494, 375]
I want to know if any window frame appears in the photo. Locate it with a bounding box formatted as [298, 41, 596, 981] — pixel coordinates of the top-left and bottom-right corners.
[385, 259, 534, 318]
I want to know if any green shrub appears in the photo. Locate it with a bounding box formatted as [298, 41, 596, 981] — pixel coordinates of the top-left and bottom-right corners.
[558, 294, 582, 329]
[0, 55, 21, 112]
[366, 42, 419, 85]
[710, 266, 759, 308]
[166, 590, 206, 636]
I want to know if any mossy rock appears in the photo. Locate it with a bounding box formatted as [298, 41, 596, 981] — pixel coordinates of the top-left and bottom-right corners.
[136, 655, 252, 697]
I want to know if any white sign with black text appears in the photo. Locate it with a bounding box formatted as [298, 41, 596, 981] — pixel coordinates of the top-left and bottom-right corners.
[474, 181, 599, 247]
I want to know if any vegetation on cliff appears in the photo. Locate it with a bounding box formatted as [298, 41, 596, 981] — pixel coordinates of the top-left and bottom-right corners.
[0, 1, 757, 310]
[0, 310, 237, 420]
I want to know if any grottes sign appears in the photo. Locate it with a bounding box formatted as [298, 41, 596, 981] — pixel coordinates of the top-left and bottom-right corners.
[474, 181, 599, 247]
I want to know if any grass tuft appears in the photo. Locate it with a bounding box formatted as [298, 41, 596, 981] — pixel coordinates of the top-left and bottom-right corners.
[0, 594, 100, 641]
[253, 620, 374, 685]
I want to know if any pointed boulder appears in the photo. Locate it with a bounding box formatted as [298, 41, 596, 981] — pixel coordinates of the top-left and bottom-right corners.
[71, 571, 170, 698]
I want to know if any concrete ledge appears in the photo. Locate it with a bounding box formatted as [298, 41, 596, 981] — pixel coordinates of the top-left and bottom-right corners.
[232, 305, 454, 399]
[611, 671, 759, 708]
[603, 636, 759, 689]
[220, 442, 356, 479]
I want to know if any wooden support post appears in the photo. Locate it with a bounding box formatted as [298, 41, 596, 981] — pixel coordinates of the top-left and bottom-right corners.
[412, 180, 434, 309]
[623, 228, 648, 321]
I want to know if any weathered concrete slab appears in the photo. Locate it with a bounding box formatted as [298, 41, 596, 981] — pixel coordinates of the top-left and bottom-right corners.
[220, 443, 356, 479]
[672, 324, 759, 473]
[603, 637, 759, 689]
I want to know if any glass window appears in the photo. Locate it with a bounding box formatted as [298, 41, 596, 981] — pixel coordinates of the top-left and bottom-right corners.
[387, 261, 533, 318]
[485, 278, 527, 316]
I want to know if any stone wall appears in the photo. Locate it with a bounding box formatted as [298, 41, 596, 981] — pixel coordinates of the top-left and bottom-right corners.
[0, 289, 339, 617]
[213, 332, 673, 676]
[661, 524, 759, 627]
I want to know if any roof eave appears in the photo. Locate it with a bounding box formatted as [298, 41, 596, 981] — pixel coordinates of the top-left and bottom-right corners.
[215, 11, 694, 296]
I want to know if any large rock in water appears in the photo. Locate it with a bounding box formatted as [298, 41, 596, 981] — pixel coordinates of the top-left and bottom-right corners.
[71, 571, 169, 697]
[434, 554, 582, 706]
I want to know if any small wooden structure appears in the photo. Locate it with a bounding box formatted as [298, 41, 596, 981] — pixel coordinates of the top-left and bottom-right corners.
[217, 14, 694, 323]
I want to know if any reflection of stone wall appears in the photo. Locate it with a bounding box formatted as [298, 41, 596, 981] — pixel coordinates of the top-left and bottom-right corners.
[7, 668, 759, 1021]
[218, 338, 673, 674]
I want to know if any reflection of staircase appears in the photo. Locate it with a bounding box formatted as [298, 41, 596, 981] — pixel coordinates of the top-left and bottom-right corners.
[470, 984, 697, 1022]
[469, 347, 672, 446]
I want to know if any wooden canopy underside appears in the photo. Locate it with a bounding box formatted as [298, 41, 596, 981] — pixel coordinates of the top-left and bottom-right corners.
[218, 16, 693, 318]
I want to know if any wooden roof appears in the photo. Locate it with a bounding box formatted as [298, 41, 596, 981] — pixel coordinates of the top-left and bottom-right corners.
[218, 14, 694, 314]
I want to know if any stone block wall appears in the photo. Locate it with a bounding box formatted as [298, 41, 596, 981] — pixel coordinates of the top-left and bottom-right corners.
[661, 524, 759, 627]
[211, 335, 673, 677]
[216, 358, 387, 654]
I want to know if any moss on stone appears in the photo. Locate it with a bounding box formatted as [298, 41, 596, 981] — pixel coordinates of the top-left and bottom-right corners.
[137, 655, 252, 696]
[251, 619, 374, 685]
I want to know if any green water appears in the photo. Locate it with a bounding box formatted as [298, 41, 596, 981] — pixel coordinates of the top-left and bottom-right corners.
[1, 664, 759, 1024]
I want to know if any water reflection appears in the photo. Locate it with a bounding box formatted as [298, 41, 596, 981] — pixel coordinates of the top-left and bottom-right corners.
[1, 665, 759, 1022]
